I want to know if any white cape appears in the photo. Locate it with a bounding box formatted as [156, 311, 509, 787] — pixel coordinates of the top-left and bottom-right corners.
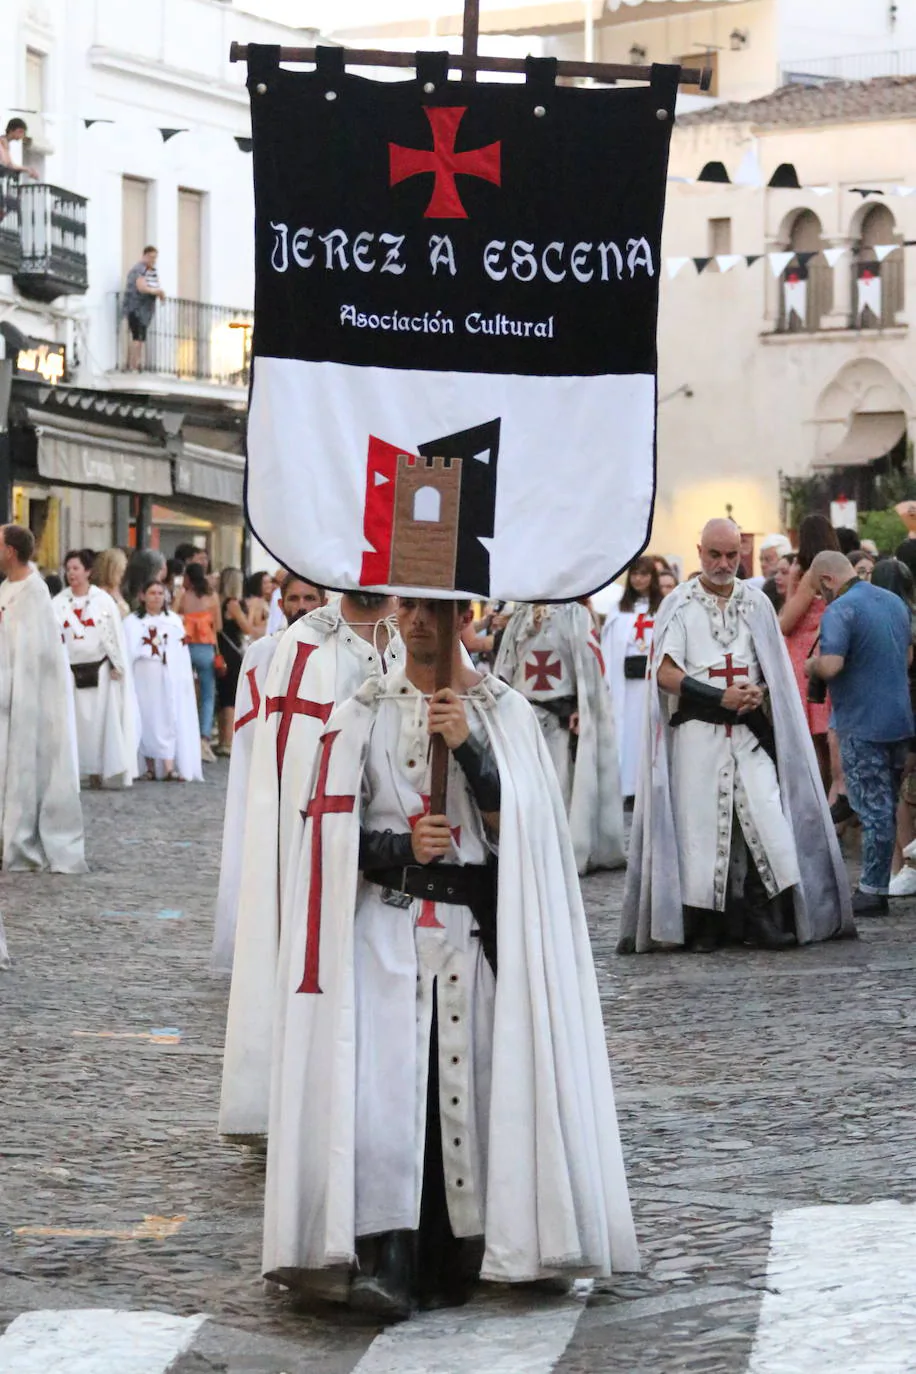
[620, 579, 855, 951]
[0, 572, 85, 873]
[264, 671, 638, 1285]
[53, 586, 138, 787]
[211, 632, 280, 974]
[494, 604, 624, 874]
[123, 611, 202, 783]
[601, 603, 655, 799]
[219, 604, 400, 1139]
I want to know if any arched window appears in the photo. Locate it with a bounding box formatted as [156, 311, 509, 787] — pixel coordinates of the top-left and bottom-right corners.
[856, 203, 904, 329]
[778, 209, 833, 333]
[697, 160, 730, 184]
[413, 486, 441, 522]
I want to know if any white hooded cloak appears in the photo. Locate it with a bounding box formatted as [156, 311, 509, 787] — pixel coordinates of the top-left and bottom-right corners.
[53, 585, 137, 787]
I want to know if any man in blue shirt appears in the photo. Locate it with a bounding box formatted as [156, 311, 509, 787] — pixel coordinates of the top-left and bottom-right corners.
[806, 550, 914, 915]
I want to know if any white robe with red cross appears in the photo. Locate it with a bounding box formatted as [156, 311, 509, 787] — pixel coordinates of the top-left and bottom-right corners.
[210, 631, 281, 975]
[263, 668, 638, 1287]
[218, 603, 401, 1140]
[494, 602, 623, 873]
[123, 611, 201, 783]
[601, 599, 656, 800]
[52, 586, 138, 787]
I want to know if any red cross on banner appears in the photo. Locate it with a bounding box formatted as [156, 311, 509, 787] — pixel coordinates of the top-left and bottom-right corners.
[265, 642, 333, 778]
[633, 612, 654, 645]
[709, 654, 750, 737]
[588, 628, 605, 676]
[524, 650, 563, 693]
[73, 605, 96, 630]
[297, 730, 356, 995]
[234, 666, 262, 734]
[407, 795, 462, 929]
[389, 106, 501, 219]
[141, 627, 161, 658]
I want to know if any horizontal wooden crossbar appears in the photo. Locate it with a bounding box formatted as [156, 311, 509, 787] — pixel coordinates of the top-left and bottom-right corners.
[228, 43, 712, 91]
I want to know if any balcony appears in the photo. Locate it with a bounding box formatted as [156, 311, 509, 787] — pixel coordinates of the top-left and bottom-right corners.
[782, 47, 916, 85]
[113, 295, 253, 390]
[0, 174, 89, 302]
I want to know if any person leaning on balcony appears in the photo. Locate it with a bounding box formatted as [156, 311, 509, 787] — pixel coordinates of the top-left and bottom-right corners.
[123, 245, 166, 372]
[0, 119, 39, 179]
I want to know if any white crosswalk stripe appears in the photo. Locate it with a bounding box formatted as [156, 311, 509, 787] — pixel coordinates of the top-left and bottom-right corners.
[748, 1202, 916, 1373]
[0, 1309, 207, 1374]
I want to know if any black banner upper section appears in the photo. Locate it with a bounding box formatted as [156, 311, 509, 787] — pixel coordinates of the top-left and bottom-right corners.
[248, 47, 677, 378]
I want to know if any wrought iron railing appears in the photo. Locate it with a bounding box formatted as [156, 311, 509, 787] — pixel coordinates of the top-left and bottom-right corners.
[113, 293, 253, 386]
[0, 168, 21, 273]
[782, 47, 916, 85]
[16, 181, 88, 297]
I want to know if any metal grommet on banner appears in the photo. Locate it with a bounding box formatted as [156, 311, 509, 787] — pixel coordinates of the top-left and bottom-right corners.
[255, 83, 267, 95]
[315, 42, 345, 94]
[649, 61, 680, 127]
[656, 108, 668, 120]
[534, 105, 547, 118]
[246, 43, 280, 99]
[525, 54, 558, 120]
[325, 91, 338, 101]
[415, 50, 450, 95]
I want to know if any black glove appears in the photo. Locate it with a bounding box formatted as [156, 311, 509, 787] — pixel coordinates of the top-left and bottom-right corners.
[453, 734, 501, 813]
[359, 827, 415, 871]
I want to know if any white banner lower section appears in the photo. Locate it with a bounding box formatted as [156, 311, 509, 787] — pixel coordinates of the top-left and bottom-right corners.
[247, 357, 656, 601]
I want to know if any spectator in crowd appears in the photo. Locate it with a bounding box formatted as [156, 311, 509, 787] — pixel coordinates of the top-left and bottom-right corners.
[658, 569, 678, 598]
[266, 568, 288, 634]
[764, 551, 796, 613]
[92, 547, 130, 617]
[0, 118, 38, 178]
[123, 580, 202, 783]
[216, 568, 253, 756]
[850, 549, 876, 582]
[44, 572, 63, 598]
[866, 559, 916, 898]
[602, 555, 661, 805]
[806, 550, 914, 916]
[122, 245, 165, 372]
[165, 557, 185, 606]
[780, 514, 840, 791]
[125, 549, 167, 610]
[758, 533, 792, 582]
[834, 526, 859, 558]
[181, 562, 222, 763]
[244, 571, 272, 641]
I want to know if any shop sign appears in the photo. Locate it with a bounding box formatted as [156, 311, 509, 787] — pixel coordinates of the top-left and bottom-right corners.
[15, 341, 67, 386]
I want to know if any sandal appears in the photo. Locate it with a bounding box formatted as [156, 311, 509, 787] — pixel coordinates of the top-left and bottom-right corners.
[143, 769, 156, 781]
[164, 771, 183, 782]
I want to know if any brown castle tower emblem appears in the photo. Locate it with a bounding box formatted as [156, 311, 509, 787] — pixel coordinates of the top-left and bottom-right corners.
[389, 454, 463, 589]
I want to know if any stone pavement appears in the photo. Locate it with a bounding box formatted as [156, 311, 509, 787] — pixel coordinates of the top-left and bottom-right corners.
[1, 765, 916, 1372]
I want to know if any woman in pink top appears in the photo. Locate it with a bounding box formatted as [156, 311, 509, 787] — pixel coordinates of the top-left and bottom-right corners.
[779, 514, 840, 791]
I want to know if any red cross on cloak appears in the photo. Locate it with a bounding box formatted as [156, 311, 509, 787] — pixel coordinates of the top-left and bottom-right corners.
[407, 794, 462, 929]
[588, 628, 606, 676]
[73, 605, 96, 630]
[297, 730, 356, 995]
[709, 654, 750, 737]
[524, 650, 563, 693]
[265, 642, 333, 779]
[633, 612, 655, 647]
[233, 666, 262, 734]
[141, 626, 161, 658]
[389, 106, 501, 219]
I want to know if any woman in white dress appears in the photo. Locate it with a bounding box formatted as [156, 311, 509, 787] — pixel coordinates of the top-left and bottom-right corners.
[124, 580, 203, 783]
[601, 555, 662, 805]
[53, 550, 137, 788]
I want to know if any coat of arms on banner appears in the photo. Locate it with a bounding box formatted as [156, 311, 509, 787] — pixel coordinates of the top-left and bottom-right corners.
[245, 45, 678, 600]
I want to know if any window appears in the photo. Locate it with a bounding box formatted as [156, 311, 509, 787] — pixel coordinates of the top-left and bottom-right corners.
[177, 188, 203, 303]
[24, 48, 47, 173]
[778, 209, 833, 333]
[413, 487, 441, 522]
[856, 203, 904, 328]
[678, 50, 718, 97]
[121, 177, 149, 280]
[708, 218, 732, 256]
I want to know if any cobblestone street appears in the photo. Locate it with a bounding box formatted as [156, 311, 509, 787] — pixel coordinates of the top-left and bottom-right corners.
[2, 766, 916, 1372]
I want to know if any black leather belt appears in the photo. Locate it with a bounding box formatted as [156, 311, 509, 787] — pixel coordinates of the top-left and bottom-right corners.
[364, 862, 493, 908]
[671, 701, 776, 761]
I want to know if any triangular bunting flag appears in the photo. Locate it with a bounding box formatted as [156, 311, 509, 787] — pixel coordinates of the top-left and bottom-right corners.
[692, 257, 712, 274]
[234, 136, 253, 153]
[768, 163, 801, 189]
[768, 251, 795, 279]
[83, 118, 114, 128]
[849, 187, 884, 198]
[697, 161, 730, 185]
[874, 244, 898, 262]
[734, 145, 763, 188]
[666, 257, 690, 279]
[807, 186, 833, 197]
[796, 251, 817, 267]
[667, 176, 695, 185]
[159, 127, 188, 142]
[715, 254, 743, 273]
[891, 186, 916, 197]
[745, 255, 762, 268]
[823, 247, 846, 268]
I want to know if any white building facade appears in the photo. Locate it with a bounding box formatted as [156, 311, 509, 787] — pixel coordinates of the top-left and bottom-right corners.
[0, 0, 313, 570]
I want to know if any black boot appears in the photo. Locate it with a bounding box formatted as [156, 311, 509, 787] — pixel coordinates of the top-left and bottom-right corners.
[350, 1230, 416, 1321]
[744, 905, 796, 950]
[684, 906, 720, 953]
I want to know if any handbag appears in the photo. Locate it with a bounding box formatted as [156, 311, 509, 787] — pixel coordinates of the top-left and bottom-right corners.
[213, 653, 228, 678]
[624, 655, 649, 680]
[71, 659, 106, 690]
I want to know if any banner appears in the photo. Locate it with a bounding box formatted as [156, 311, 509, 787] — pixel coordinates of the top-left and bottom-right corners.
[783, 263, 808, 326]
[857, 261, 882, 323]
[244, 46, 678, 600]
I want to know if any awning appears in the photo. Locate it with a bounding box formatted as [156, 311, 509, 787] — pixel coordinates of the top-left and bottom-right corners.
[33, 421, 173, 495]
[815, 410, 907, 468]
[173, 444, 244, 507]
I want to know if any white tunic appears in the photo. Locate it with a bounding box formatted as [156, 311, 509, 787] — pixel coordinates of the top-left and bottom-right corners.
[123, 612, 202, 782]
[53, 587, 137, 786]
[663, 584, 801, 911]
[502, 606, 577, 805]
[354, 687, 495, 1237]
[602, 599, 655, 799]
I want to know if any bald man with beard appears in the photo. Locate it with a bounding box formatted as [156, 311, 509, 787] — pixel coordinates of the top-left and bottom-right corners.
[620, 519, 854, 955]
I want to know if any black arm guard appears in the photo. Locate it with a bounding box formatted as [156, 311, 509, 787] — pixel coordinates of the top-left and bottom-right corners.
[358, 827, 415, 871]
[453, 734, 501, 813]
[680, 675, 730, 710]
